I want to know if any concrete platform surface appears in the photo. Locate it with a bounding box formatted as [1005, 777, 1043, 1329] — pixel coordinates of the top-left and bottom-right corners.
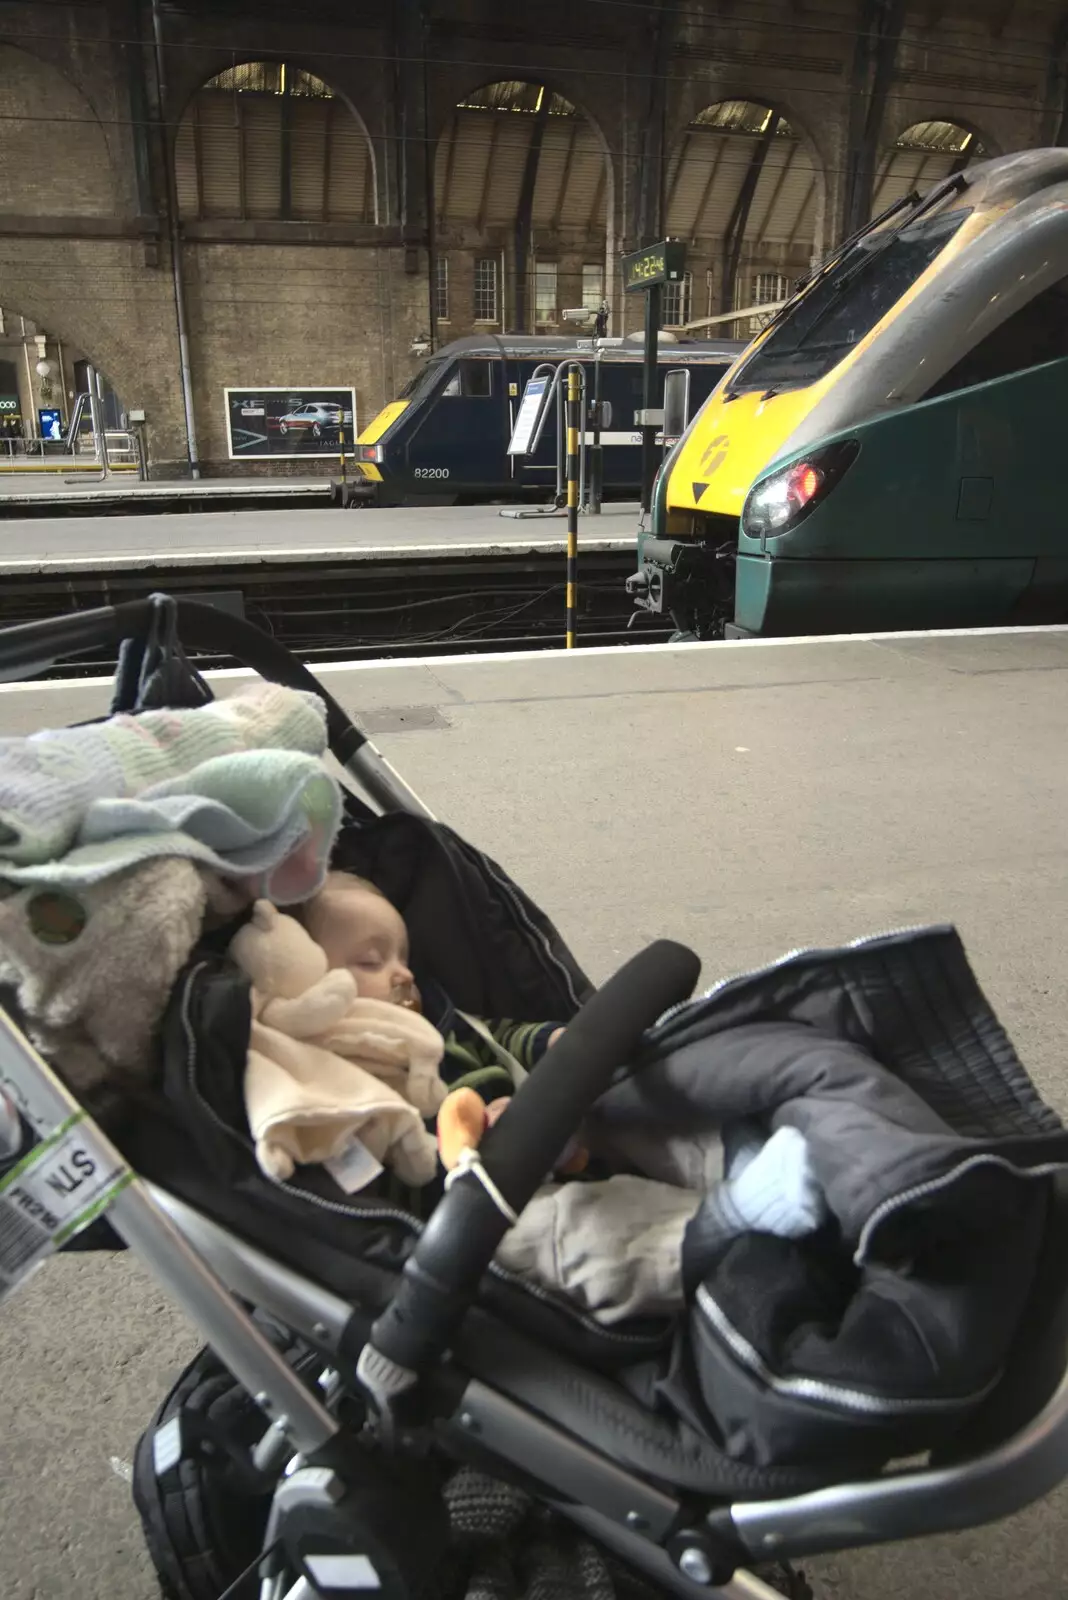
[3, 626, 1068, 1599]
[0, 473, 335, 505]
[0, 500, 637, 572]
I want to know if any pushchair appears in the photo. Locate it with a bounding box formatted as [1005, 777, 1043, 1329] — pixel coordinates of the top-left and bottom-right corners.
[2, 597, 1068, 1600]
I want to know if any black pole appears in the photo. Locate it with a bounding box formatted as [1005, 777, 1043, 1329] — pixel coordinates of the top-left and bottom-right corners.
[640, 282, 661, 514]
[566, 364, 580, 647]
[589, 347, 603, 514]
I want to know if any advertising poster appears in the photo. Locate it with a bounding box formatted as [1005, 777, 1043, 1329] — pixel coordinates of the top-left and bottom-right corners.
[38, 408, 63, 441]
[224, 387, 356, 461]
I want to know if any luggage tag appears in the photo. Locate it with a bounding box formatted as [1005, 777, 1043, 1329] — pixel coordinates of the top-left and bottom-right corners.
[324, 1135, 383, 1195]
[0, 1088, 131, 1302]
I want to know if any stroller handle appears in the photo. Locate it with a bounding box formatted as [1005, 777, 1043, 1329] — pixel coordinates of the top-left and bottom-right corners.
[365, 938, 701, 1378]
[0, 598, 368, 764]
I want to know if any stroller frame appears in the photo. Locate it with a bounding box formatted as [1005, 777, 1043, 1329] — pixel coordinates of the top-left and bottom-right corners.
[2, 598, 1068, 1600]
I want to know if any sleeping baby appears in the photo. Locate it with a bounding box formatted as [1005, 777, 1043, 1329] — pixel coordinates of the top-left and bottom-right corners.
[301, 870, 828, 1326]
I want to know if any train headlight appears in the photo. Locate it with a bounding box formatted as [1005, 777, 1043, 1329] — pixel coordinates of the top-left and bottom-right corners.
[742, 439, 859, 539]
[357, 444, 384, 463]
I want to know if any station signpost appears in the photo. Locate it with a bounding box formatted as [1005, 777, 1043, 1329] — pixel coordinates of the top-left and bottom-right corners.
[620, 239, 687, 513]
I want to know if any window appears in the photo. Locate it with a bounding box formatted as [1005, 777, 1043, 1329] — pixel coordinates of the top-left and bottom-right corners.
[474, 258, 498, 321]
[173, 60, 374, 223]
[662, 272, 692, 326]
[401, 357, 443, 399]
[924, 277, 1068, 400]
[730, 205, 970, 394]
[443, 360, 493, 397]
[433, 256, 449, 322]
[534, 261, 558, 324]
[582, 263, 605, 312]
[747, 272, 790, 333]
[752, 272, 789, 307]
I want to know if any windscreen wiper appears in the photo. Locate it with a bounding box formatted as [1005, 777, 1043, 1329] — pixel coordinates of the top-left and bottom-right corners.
[723, 173, 968, 399]
[772, 171, 971, 359]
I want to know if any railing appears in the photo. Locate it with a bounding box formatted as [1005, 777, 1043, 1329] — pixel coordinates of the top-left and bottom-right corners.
[0, 429, 141, 476]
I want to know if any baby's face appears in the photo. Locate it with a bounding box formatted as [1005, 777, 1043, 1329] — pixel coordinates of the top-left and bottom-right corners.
[310, 888, 419, 1007]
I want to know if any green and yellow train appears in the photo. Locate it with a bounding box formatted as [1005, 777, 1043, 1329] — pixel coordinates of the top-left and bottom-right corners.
[629, 149, 1068, 639]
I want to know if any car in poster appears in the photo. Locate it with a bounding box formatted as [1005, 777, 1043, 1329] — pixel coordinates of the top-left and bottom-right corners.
[224, 386, 357, 459]
[277, 401, 350, 439]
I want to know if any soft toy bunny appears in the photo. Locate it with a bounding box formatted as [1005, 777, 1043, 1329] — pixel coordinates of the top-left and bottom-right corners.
[229, 901, 443, 1188]
[231, 900, 447, 1116]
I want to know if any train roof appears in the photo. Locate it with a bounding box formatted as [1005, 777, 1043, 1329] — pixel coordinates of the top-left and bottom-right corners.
[430, 332, 745, 363]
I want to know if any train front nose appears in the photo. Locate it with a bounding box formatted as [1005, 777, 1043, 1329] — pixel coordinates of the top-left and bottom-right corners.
[355, 400, 410, 482]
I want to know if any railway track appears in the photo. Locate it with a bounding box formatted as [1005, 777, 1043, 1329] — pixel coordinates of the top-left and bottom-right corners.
[0, 548, 670, 676]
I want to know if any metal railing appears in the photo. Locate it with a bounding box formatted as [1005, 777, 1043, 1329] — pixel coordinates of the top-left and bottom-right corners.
[0, 428, 141, 476]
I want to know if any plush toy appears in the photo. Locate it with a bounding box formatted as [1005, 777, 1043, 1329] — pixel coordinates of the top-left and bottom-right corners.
[230, 900, 447, 1116]
[436, 1086, 589, 1178]
[0, 857, 213, 1102]
[229, 901, 444, 1187]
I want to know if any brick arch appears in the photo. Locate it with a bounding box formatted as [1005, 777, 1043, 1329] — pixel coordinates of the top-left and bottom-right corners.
[662, 95, 829, 323]
[431, 73, 616, 232]
[872, 116, 997, 216]
[432, 76, 618, 331]
[0, 42, 117, 215]
[0, 264, 189, 472]
[171, 56, 378, 224]
[889, 114, 999, 159]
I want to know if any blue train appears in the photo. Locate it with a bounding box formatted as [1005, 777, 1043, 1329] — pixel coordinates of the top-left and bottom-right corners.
[354, 334, 742, 503]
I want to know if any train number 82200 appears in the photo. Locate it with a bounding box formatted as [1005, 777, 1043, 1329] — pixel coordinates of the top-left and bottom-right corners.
[413, 467, 450, 479]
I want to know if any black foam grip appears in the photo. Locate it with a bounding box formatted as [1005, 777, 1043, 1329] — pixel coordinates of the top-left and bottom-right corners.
[367, 939, 701, 1375]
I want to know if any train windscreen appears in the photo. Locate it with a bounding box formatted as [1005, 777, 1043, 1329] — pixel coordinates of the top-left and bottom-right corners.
[400, 358, 445, 399]
[727, 206, 971, 395]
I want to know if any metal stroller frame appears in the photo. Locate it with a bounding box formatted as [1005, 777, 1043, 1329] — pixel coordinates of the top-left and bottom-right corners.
[2, 598, 1068, 1600]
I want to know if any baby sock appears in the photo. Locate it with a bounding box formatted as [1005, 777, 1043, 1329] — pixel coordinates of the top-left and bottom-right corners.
[684, 1125, 827, 1288]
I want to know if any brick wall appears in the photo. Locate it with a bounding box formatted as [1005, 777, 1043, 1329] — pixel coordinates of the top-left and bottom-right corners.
[0, 0, 1061, 477]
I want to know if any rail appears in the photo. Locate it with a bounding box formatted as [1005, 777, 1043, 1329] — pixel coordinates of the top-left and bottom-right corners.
[0, 429, 142, 476]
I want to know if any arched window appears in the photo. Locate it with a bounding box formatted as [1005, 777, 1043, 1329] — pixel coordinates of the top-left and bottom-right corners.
[666, 100, 809, 248]
[175, 61, 374, 222]
[665, 99, 817, 326]
[873, 121, 984, 215]
[435, 80, 606, 232]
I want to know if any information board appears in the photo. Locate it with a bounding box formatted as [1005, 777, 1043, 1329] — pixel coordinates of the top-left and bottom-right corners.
[224, 386, 356, 460]
[507, 374, 550, 456]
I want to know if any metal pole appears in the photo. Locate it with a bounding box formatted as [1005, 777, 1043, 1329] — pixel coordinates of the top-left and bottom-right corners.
[95, 368, 110, 474]
[151, 0, 201, 479]
[566, 365, 580, 649]
[590, 344, 603, 514]
[640, 282, 661, 514]
[86, 363, 104, 470]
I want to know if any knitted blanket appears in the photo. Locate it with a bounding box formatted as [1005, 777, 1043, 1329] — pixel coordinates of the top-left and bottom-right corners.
[0, 686, 341, 904]
[0, 683, 326, 865]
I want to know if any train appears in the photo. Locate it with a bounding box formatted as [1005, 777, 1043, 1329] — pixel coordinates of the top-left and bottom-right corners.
[628, 149, 1068, 640]
[354, 334, 742, 504]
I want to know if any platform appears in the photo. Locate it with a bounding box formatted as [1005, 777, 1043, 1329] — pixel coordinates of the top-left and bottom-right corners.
[3, 625, 1068, 1600]
[0, 473, 337, 511]
[0, 500, 638, 573]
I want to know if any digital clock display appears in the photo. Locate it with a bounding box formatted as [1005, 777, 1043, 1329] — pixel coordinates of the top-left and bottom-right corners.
[621, 240, 687, 293]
